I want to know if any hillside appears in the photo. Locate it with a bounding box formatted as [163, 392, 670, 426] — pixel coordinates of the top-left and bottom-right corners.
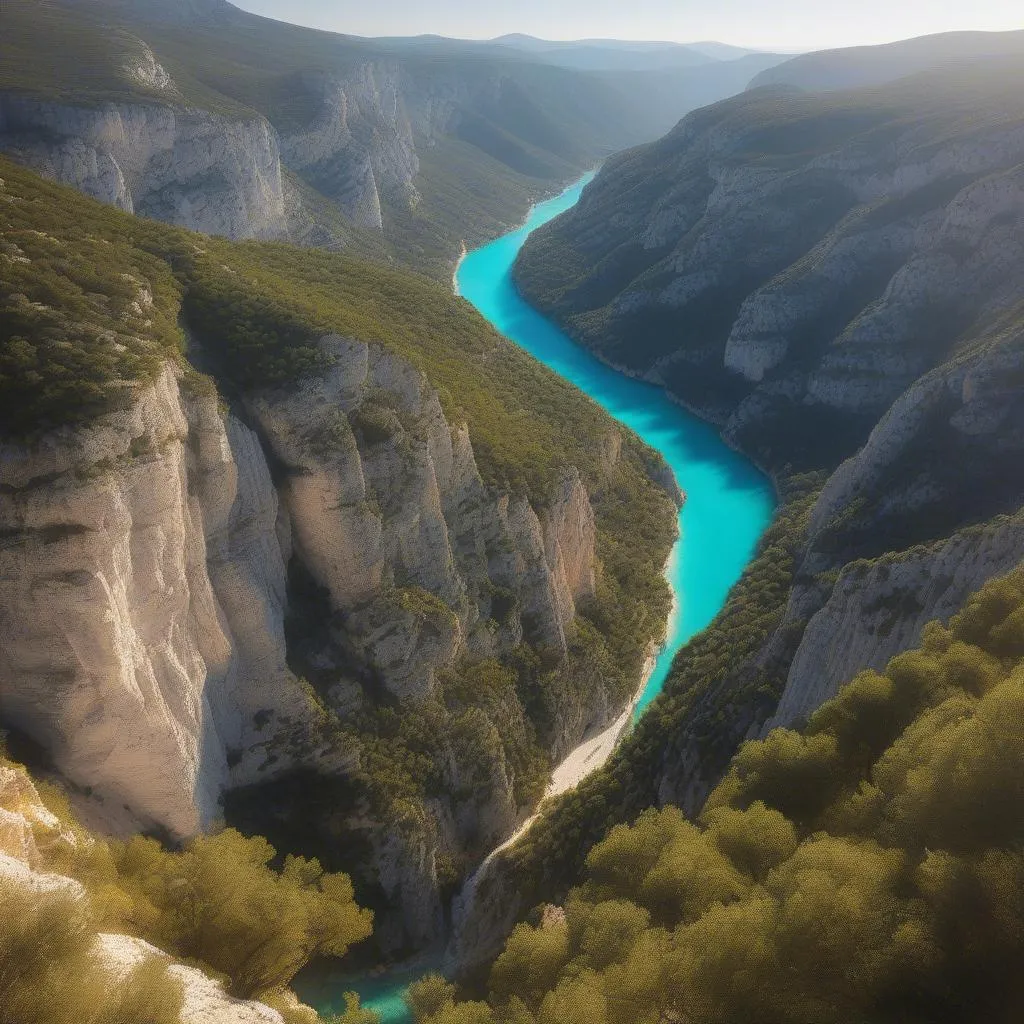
[447, 49, 1024, 965]
[0, 156, 678, 955]
[749, 28, 1024, 92]
[0, 0, 780, 278]
[425, 565, 1024, 1024]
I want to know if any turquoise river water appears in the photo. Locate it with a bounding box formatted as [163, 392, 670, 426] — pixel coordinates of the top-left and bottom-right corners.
[305, 174, 776, 1022]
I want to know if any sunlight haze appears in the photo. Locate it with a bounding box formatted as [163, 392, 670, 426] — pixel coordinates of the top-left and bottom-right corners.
[230, 0, 1024, 51]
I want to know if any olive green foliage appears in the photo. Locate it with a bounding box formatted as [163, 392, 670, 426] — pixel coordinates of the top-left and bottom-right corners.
[326, 993, 381, 1024]
[19, 788, 373, 1007]
[408, 974, 496, 1024]
[111, 829, 373, 999]
[428, 566, 1024, 1024]
[0, 875, 184, 1024]
[0, 171, 183, 433]
[262, 988, 377, 1024]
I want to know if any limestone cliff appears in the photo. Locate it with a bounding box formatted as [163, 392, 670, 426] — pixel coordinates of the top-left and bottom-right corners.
[221, 335, 605, 952]
[0, 94, 289, 241]
[239, 335, 597, 704]
[0, 331, 607, 952]
[516, 65, 1024, 473]
[0, 365, 311, 838]
[0, 51, 424, 245]
[278, 66, 421, 234]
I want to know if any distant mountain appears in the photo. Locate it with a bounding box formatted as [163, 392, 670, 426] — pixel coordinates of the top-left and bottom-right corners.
[501, 43, 715, 72]
[488, 34, 774, 72]
[750, 28, 1024, 92]
[685, 40, 768, 60]
[491, 34, 708, 52]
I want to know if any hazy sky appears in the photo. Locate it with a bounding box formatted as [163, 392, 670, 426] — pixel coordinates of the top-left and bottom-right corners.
[231, 0, 1023, 51]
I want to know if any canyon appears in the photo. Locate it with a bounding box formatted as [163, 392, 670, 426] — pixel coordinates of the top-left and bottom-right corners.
[4, 8, 1024, 1023]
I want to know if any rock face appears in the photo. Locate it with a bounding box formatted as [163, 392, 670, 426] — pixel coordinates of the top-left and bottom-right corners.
[767, 515, 1024, 731]
[0, 366, 309, 838]
[0, 51, 428, 243]
[243, 335, 597, 704]
[279, 66, 421, 233]
[0, 336, 604, 951]
[224, 335, 605, 952]
[0, 95, 289, 240]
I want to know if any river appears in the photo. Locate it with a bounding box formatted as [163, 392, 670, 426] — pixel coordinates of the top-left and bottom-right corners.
[304, 173, 775, 1022]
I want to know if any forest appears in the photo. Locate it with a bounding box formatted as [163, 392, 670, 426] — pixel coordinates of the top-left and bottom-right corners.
[413, 566, 1024, 1024]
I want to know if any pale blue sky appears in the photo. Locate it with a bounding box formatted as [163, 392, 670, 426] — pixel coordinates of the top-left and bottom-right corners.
[231, 0, 1023, 51]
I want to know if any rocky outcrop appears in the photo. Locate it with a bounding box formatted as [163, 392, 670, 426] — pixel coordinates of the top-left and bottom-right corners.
[0, 758, 302, 1024]
[244, 335, 598, 703]
[279, 66, 420, 232]
[766, 515, 1024, 731]
[0, 94, 289, 240]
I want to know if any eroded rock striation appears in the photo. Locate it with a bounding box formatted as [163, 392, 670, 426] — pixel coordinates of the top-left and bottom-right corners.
[0, 331, 610, 950]
[0, 366, 309, 838]
[0, 95, 290, 241]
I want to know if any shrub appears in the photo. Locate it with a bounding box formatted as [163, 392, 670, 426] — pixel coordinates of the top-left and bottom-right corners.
[114, 829, 373, 999]
[0, 876, 184, 1024]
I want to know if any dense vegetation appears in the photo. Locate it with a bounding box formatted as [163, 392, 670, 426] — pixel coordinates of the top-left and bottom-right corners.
[422, 564, 1024, 1023]
[0, 876, 184, 1024]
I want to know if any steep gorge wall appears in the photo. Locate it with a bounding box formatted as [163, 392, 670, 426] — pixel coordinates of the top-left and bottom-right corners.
[513, 75, 1024, 821]
[0, 50, 435, 242]
[767, 513, 1024, 732]
[0, 47, 568, 246]
[240, 335, 597, 706]
[0, 365, 310, 838]
[0, 93, 290, 241]
[0, 335, 607, 951]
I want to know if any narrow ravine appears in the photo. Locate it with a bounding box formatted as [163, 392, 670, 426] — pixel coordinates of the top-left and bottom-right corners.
[306, 175, 775, 1023]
